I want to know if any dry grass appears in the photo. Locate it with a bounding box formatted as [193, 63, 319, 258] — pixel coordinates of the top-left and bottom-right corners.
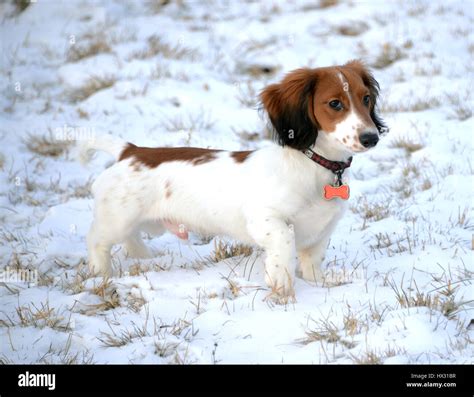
[89, 278, 121, 311]
[449, 206, 472, 230]
[160, 111, 216, 133]
[342, 306, 368, 336]
[147, 0, 173, 14]
[446, 93, 472, 121]
[389, 276, 470, 319]
[60, 266, 89, 294]
[372, 43, 406, 69]
[300, 316, 356, 349]
[13, 0, 30, 13]
[351, 197, 391, 224]
[236, 63, 278, 78]
[235, 81, 259, 108]
[66, 177, 93, 199]
[98, 320, 150, 347]
[129, 35, 198, 61]
[381, 97, 441, 113]
[388, 135, 425, 154]
[407, 4, 428, 17]
[0, 300, 73, 332]
[23, 131, 72, 158]
[67, 37, 112, 63]
[301, 0, 339, 11]
[335, 21, 369, 36]
[127, 262, 166, 277]
[73, 278, 121, 315]
[371, 231, 416, 257]
[126, 289, 147, 313]
[39, 344, 96, 364]
[231, 127, 261, 143]
[149, 63, 173, 80]
[350, 346, 405, 364]
[68, 75, 116, 103]
[414, 64, 442, 76]
[390, 161, 428, 199]
[211, 239, 253, 263]
[97, 308, 194, 363]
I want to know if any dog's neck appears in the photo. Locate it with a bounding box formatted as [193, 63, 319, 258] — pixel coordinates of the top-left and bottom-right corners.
[311, 133, 353, 163]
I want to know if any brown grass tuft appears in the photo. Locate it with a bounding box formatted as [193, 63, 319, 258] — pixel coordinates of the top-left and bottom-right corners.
[129, 35, 198, 61]
[23, 131, 72, 158]
[211, 239, 253, 263]
[372, 43, 405, 69]
[336, 21, 369, 36]
[67, 38, 112, 62]
[446, 93, 472, 121]
[351, 197, 390, 224]
[68, 75, 116, 103]
[389, 135, 425, 153]
[0, 300, 72, 332]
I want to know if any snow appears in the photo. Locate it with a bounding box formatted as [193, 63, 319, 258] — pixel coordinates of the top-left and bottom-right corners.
[0, 0, 473, 364]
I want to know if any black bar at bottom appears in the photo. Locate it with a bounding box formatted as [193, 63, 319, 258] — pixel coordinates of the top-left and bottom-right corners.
[0, 364, 471, 395]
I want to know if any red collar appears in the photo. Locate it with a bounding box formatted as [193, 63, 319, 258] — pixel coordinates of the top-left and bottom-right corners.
[302, 148, 352, 174]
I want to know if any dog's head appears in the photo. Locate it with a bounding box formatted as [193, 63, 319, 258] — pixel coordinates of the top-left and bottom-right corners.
[260, 60, 387, 154]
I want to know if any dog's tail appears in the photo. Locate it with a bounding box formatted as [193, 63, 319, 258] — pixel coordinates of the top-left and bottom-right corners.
[78, 134, 128, 165]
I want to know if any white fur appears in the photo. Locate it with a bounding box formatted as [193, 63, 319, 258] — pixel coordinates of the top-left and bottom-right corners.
[80, 133, 353, 298]
[78, 135, 127, 165]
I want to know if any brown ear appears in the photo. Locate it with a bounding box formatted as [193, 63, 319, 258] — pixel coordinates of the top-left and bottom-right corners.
[260, 68, 319, 150]
[344, 60, 388, 134]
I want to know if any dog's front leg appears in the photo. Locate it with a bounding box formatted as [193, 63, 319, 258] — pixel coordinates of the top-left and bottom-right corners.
[247, 216, 297, 298]
[298, 236, 330, 284]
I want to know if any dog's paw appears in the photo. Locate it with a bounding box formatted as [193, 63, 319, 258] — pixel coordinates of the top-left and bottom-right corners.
[88, 261, 112, 278]
[264, 265, 295, 304]
[299, 265, 324, 284]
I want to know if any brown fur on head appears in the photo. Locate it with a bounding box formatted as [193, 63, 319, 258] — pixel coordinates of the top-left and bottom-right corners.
[260, 60, 386, 151]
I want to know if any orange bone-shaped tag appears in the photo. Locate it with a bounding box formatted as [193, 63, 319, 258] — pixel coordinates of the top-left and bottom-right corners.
[324, 184, 350, 200]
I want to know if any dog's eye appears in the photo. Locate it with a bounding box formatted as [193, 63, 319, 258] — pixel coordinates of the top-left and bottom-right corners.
[329, 100, 343, 111]
[363, 95, 370, 106]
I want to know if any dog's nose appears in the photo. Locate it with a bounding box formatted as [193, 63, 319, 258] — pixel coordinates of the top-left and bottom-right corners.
[359, 132, 379, 148]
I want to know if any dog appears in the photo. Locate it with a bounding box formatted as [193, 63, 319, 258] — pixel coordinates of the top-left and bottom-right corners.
[79, 60, 385, 299]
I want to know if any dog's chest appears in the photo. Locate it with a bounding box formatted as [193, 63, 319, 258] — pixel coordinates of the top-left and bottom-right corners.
[292, 197, 346, 248]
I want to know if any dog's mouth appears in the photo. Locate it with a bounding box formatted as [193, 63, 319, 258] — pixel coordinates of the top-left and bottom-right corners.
[351, 146, 370, 153]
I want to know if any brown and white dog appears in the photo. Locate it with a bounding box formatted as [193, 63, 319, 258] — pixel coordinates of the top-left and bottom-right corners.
[80, 60, 385, 299]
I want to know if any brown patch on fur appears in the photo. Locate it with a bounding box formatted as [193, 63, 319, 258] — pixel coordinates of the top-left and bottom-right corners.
[119, 144, 221, 168]
[339, 63, 375, 130]
[312, 61, 377, 134]
[311, 68, 350, 133]
[261, 69, 319, 125]
[342, 137, 347, 143]
[165, 189, 172, 199]
[231, 150, 253, 163]
[260, 68, 319, 150]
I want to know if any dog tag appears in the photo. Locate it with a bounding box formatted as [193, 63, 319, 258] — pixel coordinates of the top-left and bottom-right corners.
[324, 184, 350, 200]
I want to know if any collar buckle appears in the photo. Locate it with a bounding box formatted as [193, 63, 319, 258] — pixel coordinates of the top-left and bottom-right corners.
[303, 149, 314, 159]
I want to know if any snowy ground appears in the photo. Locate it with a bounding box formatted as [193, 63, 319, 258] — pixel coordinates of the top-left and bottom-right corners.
[0, 0, 473, 364]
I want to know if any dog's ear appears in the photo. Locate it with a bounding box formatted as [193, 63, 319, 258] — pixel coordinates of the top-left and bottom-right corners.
[260, 68, 319, 150]
[344, 60, 388, 134]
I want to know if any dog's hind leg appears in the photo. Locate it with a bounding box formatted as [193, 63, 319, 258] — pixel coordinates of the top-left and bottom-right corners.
[87, 222, 114, 277]
[124, 231, 153, 258]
